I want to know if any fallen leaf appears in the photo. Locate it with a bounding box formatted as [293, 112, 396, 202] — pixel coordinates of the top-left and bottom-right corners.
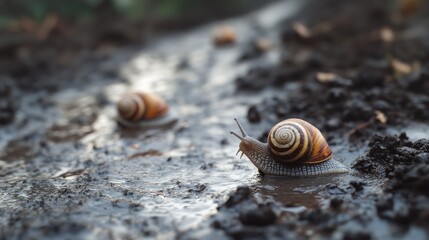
[348, 122, 371, 138]
[56, 169, 86, 178]
[19, 17, 38, 33]
[37, 14, 58, 41]
[131, 143, 140, 149]
[292, 22, 312, 39]
[374, 110, 387, 124]
[312, 21, 334, 35]
[255, 38, 271, 52]
[391, 58, 412, 75]
[127, 149, 162, 159]
[398, 0, 423, 17]
[316, 72, 337, 83]
[380, 27, 395, 43]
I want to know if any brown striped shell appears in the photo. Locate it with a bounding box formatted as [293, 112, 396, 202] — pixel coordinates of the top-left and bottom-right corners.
[117, 92, 168, 122]
[268, 118, 333, 165]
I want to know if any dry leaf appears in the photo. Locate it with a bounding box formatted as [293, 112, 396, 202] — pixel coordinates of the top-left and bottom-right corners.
[255, 38, 271, 52]
[380, 27, 395, 43]
[398, 0, 423, 17]
[312, 21, 334, 35]
[348, 122, 371, 138]
[292, 22, 312, 39]
[374, 110, 387, 124]
[127, 149, 162, 160]
[131, 143, 140, 149]
[316, 72, 337, 83]
[37, 14, 58, 41]
[56, 169, 86, 178]
[19, 17, 38, 33]
[391, 58, 412, 75]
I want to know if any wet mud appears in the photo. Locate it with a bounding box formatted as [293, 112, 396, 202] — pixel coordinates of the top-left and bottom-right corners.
[1, 0, 429, 239]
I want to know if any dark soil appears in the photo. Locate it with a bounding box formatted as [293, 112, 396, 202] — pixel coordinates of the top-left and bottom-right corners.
[1, 0, 429, 239]
[189, 134, 429, 239]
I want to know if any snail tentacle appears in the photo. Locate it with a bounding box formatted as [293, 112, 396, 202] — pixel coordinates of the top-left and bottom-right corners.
[233, 118, 248, 137]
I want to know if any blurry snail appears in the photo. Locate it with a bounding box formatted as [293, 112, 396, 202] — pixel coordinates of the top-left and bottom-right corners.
[116, 91, 177, 128]
[230, 118, 349, 176]
[213, 26, 236, 46]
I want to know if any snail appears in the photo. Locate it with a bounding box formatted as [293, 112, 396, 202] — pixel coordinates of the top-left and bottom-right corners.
[213, 26, 236, 46]
[230, 118, 349, 176]
[116, 91, 177, 128]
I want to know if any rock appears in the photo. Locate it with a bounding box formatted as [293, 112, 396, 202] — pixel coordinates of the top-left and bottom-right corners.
[247, 105, 261, 123]
[239, 205, 276, 226]
[325, 117, 341, 130]
[343, 231, 372, 240]
[415, 153, 429, 163]
[329, 198, 344, 210]
[350, 181, 364, 192]
[0, 82, 15, 125]
[352, 70, 384, 89]
[223, 186, 251, 208]
[327, 88, 346, 102]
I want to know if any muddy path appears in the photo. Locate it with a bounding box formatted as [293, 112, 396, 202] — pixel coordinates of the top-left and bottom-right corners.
[1, 0, 429, 239]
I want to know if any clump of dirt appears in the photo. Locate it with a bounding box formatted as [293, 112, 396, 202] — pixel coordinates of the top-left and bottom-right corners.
[236, 64, 304, 91]
[353, 133, 413, 176]
[354, 133, 429, 225]
[0, 81, 15, 125]
[200, 184, 372, 239]
[208, 186, 297, 239]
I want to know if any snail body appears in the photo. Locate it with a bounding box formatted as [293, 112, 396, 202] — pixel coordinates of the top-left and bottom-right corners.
[230, 118, 349, 177]
[116, 92, 176, 128]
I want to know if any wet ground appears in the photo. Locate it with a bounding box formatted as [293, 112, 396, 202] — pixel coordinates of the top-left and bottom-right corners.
[1, 0, 429, 239]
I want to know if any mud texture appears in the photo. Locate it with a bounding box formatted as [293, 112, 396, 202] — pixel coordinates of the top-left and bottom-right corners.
[185, 134, 429, 239]
[1, 0, 429, 239]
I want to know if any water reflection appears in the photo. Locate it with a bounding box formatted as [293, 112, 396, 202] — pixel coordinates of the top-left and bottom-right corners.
[253, 174, 348, 209]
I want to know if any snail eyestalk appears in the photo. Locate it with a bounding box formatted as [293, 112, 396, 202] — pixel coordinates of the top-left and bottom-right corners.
[230, 131, 252, 149]
[235, 149, 244, 159]
[234, 118, 248, 137]
[230, 131, 246, 141]
[230, 119, 253, 150]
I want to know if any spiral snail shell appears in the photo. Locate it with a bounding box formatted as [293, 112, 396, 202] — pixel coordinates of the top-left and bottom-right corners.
[116, 92, 176, 128]
[230, 118, 349, 176]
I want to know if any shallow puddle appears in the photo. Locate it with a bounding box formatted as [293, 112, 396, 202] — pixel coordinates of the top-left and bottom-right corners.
[254, 173, 350, 208]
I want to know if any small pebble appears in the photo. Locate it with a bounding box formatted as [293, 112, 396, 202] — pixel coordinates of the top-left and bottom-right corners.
[350, 181, 364, 192]
[330, 198, 344, 210]
[239, 206, 276, 226]
[343, 231, 372, 240]
[247, 105, 261, 123]
[223, 186, 251, 208]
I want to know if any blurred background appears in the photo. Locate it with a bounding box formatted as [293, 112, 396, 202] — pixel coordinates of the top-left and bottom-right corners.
[1, 0, 426, 78]
[0, 0, 274, 29]
[0, 0, 275, 76]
